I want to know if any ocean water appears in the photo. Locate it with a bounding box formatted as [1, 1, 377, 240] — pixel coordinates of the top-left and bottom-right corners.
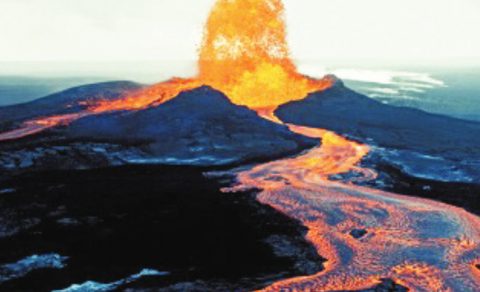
[343, 68, 480, 122]
[0, 76, 109, 106]
[298, 64, 480, 122]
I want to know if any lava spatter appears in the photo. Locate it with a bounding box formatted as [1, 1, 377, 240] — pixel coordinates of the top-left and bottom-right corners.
[198, 0, 331, 109]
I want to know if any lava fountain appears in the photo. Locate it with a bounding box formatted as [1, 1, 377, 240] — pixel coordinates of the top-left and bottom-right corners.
[0, 0, 331, 141]
[198, 0, 330, 110]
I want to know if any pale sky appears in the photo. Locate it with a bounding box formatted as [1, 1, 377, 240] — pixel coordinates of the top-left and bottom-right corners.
[1, 0, 479, 64]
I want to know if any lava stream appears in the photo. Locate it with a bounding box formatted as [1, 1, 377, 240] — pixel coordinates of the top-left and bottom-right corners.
[225, 124, 480, 291]
[0, 112, 91, 141]
[0, 78, 201, 142]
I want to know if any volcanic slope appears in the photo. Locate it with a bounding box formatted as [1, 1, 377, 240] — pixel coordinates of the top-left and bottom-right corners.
[276, 78, 480, 182]
[0, 81, 143, 131]
[276, 78, 480, 160]
[0, 85, 317, 171]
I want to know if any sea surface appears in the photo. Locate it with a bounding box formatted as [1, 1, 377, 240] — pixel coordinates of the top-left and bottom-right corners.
[298, 64, 480, 122]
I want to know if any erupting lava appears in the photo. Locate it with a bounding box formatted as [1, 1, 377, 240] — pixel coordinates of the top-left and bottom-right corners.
[0, 0, 332, 142]
[198, 0, 331, 109]
[2, 1, 480, 291]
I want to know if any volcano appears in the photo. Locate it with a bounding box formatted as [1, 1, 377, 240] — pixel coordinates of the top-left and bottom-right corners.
[1, 0, 480, 291]
[0, 85, 317, 173]
[277, 78, 480, 160]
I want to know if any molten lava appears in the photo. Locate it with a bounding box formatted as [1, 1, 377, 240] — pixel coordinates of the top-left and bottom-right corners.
[198, 0, 330, 109]
[97, 0, 332, 112]
[89, 78, 201, 113]
[226, 125, 480, 291]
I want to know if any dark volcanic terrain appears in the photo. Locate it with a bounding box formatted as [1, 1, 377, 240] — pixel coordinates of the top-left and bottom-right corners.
[0, 165, 324, 291]
[277, 78, 480, 183]
[63, 86, 317, 165]
[0, 81, 144, 132]
[276, 78, 480, 161]
[0, 85, 317, 173]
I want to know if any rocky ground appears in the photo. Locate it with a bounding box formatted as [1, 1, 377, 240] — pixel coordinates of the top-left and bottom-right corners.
[0, 165, 324, 291]
[0, 163, 418, 292]
[365, 162, 480, 216]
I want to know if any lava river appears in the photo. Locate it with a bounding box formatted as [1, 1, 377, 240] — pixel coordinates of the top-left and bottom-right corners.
[225, 122, 480, 291]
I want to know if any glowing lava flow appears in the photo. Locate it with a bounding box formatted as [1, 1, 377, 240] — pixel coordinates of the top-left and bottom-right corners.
[89, 78, 201, 113]
[223, 108, 480, 291]
[224, 123, 480, 291]
[0, 78, 201, 141]
[0, 112, 91, 141]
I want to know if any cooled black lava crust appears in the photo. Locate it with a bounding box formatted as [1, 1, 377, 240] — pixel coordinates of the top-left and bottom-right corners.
[0, 165, 324, 291]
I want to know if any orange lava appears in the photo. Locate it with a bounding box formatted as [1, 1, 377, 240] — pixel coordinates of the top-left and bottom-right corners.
[0, 78, 201, 142]
[89, 78, 201, 113]
[287, 125, 373, 179]
[198, 0, 331, 109]
[0, 112, 91, 141]
[225, 131, 480, 291]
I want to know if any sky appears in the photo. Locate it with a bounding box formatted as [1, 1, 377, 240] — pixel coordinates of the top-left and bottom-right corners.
[0, 0, 479, 74]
